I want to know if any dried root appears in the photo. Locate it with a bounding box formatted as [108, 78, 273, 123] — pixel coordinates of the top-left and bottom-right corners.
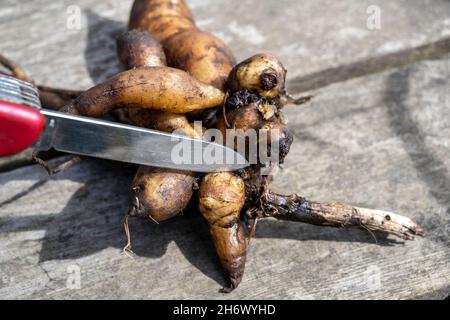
[1, 53, 82, 109]
[0, 53, 32, 83]
[37, 85, 82, 110]
[32, 152, 83, 176]
[259, 192, 424, 240]
[280, 92, 314, 107]
[123, 214, 134, 255]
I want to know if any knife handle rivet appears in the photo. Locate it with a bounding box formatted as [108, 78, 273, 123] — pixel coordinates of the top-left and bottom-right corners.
[49, 119, 55, 127]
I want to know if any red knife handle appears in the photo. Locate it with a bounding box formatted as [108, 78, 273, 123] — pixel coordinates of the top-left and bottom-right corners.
[0, 100, 46, 156]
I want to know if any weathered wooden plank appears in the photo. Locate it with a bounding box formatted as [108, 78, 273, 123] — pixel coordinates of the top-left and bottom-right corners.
[0, 53, 449, 299]
[0, 0, 449, 299]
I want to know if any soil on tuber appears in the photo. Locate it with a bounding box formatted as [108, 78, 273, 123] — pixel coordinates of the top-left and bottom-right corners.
[128, 0, 236, 123]
[115, 30, 198, 230]
[198, 172, 248, 293]
[129, 0, 235, 91]
[60, 67, 224, 116]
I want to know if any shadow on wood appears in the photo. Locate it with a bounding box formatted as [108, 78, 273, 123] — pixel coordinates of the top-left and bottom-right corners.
[0, 159, 413, 289]
[84, 9, 124, 84]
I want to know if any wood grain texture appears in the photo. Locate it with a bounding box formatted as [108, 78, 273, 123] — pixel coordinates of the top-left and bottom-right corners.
[1, 56, 449, 299]
[0, 0, 449, 299]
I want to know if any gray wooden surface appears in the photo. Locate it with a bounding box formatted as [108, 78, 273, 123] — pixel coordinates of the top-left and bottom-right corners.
[0, 0, 449, 299]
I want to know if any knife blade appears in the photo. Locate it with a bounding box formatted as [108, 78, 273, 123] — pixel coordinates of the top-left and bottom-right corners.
[33, 109, 248, 173]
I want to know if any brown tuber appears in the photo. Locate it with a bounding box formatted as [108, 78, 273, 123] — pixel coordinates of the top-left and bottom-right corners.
[115, 30, 199, 139]
[116, 30, 167, 69]
[129, 0, 195, 43]
[60, 67, 225, 116]
[128, 0, 236, 123]
[130, 167, 196, 222]
[198, 172, 248, 292]
[127, 109, 199, 225]
[227, 53, 287, 98]
[163, 30, 236, 91]
[129, 0, 235, 92]
[216, 102, 293, 164]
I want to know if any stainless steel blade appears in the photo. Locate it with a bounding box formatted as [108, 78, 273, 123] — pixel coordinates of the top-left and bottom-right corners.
[33, 109, 248, 172]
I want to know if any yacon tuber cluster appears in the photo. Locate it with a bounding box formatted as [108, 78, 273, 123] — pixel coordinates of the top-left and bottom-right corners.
[2, 0, 424, 293]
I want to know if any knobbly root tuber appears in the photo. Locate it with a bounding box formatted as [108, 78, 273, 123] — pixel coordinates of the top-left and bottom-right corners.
[209, 222, 248, 293]
[258, 192, 425, 240]
[163, 30, 236, 91]
[217, 101, 293, 165]
[227, 53, 287, 99]
[124, 0, 425, 293]
[116, 30, 167, 69]
[129, 0, 195, 43]
[129, 167, 196, 222]
[60, 67, 224, 116]
[218, 102, 266, 133]
[219, 54, 295, 165]
[32, 152, 83, 176]
[129, 0, 235, 92]
[198, 172, 248, 292]
[126, 111, 199, 222]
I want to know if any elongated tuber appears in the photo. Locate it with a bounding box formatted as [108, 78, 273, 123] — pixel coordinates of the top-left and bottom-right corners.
[129, 0, 235, 91]
[198, 172, 248, 292]
[129, 0, 195, 43]
[60, 67, 224, 116]
[116, 30, 198, 136]
[116, 30, 167, 69]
